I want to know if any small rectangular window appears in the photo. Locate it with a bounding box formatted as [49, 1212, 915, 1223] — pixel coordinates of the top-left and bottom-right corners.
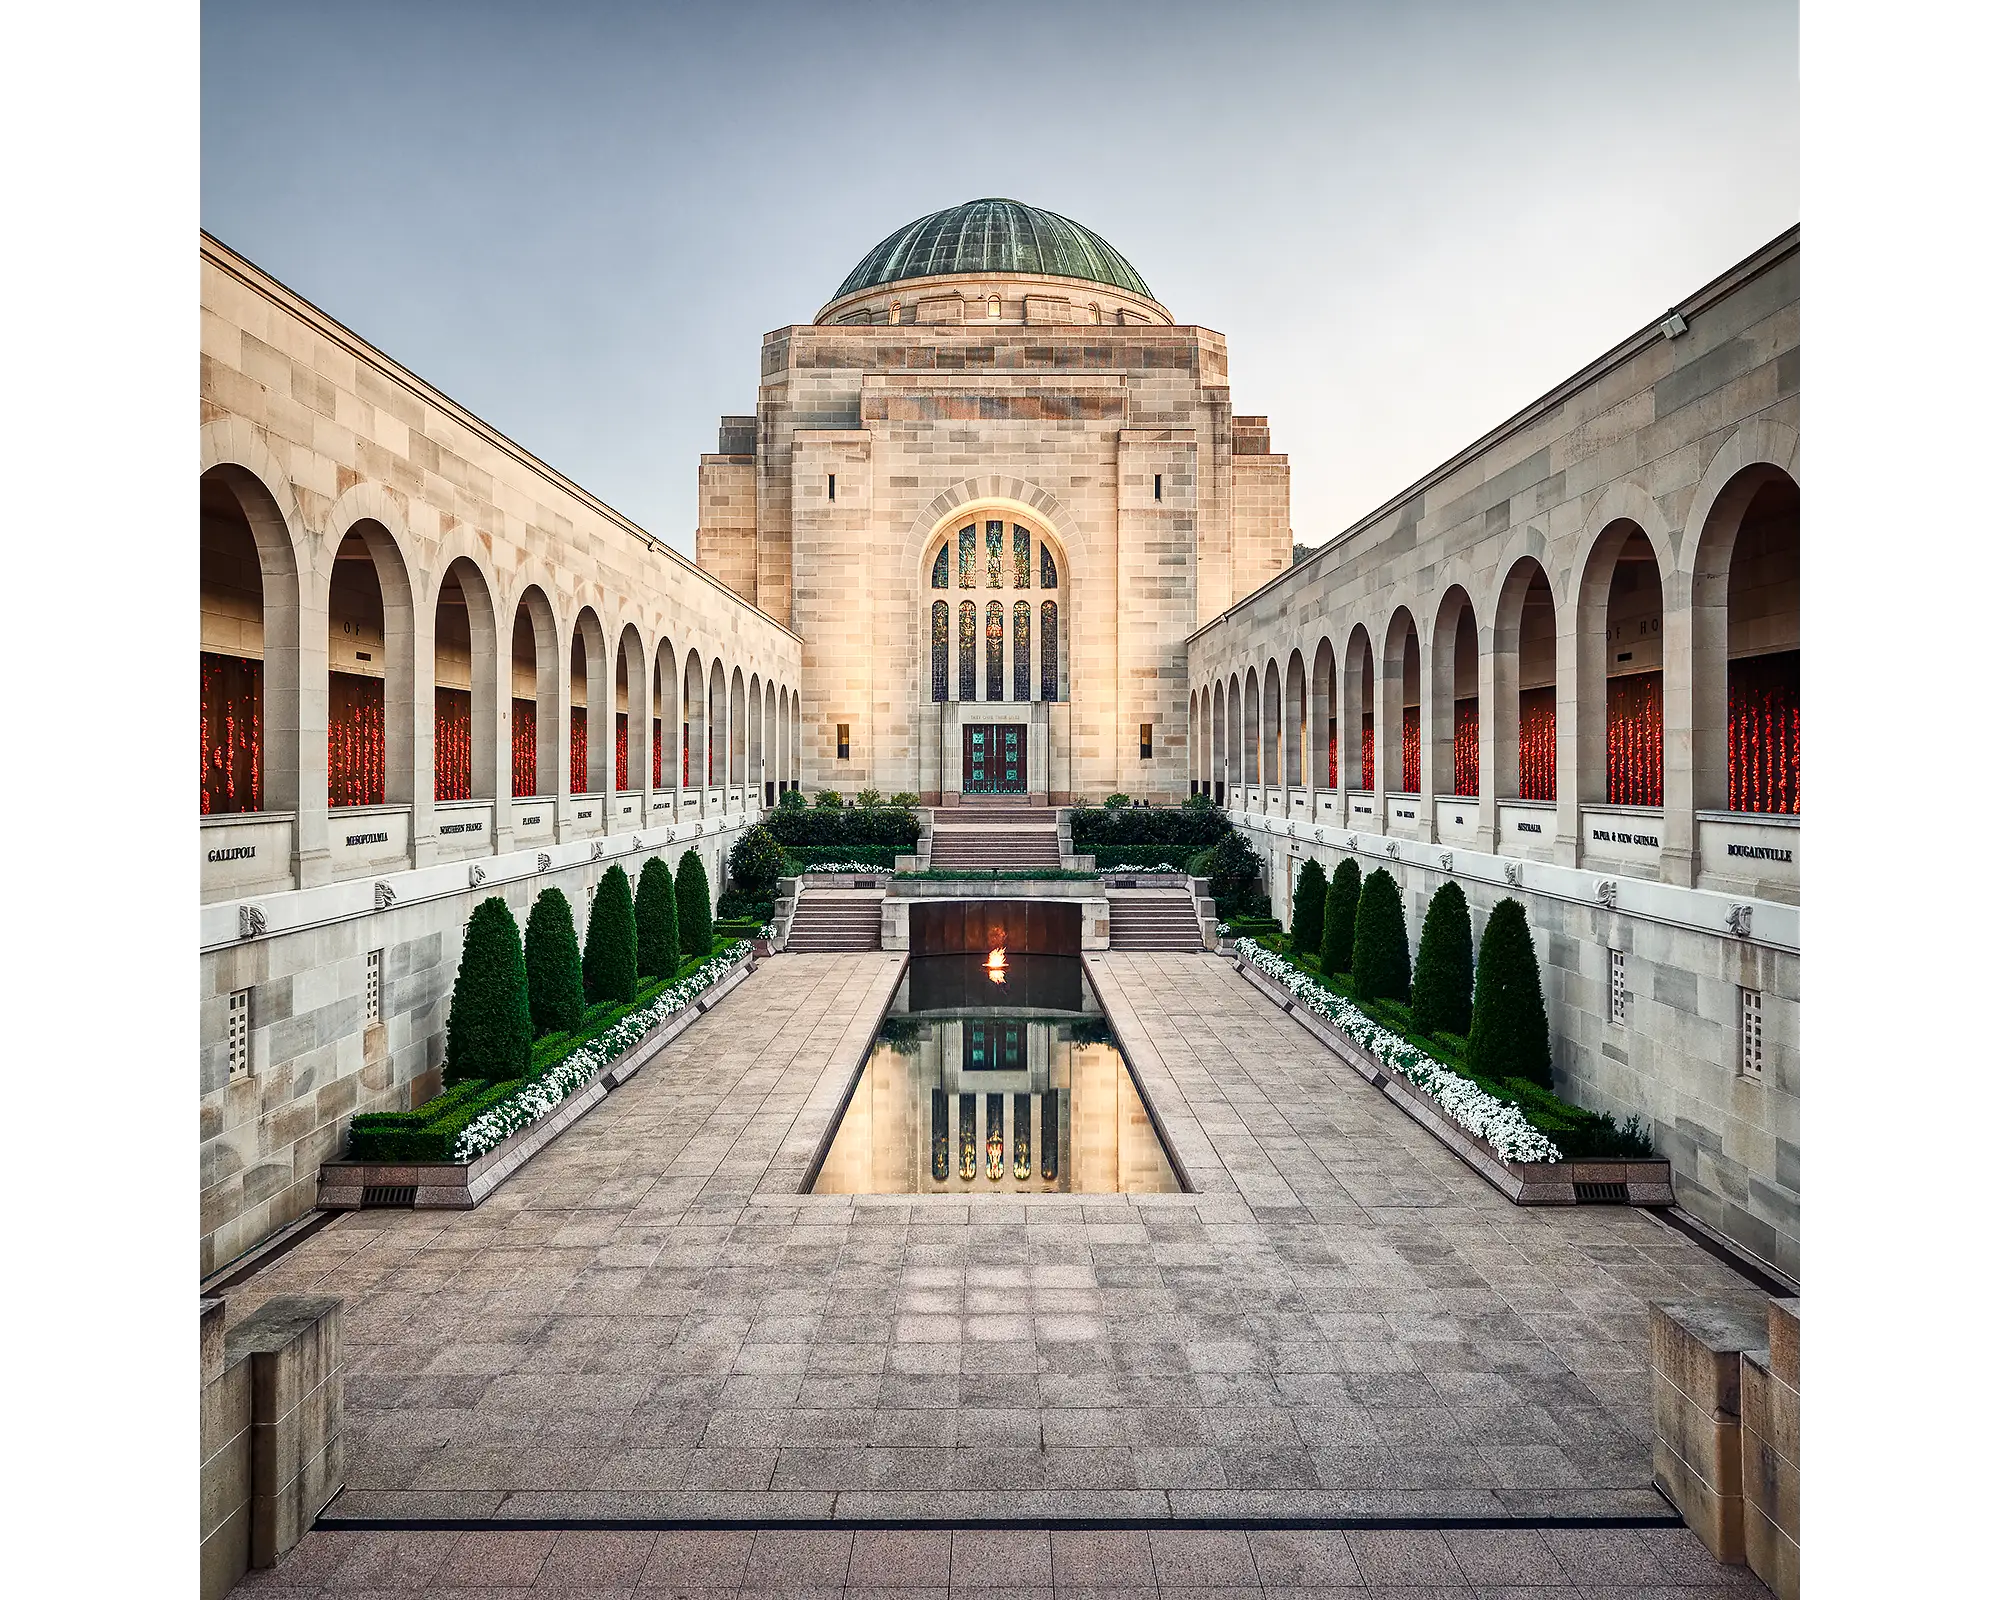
[1153, 473, 1163, 501]
[365, 948, 383, 1024]
[1739, 987, 1764, 1079]
[1139, 723, 1153, 760]
[1608, 948, 1627, 1027]
[837, 723, 851, 761]
[828, 473, 837, 500]
[227, 988, 252, 1079]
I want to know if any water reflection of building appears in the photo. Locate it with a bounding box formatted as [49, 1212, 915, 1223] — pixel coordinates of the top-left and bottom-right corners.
[811, 962, 1176, 1195]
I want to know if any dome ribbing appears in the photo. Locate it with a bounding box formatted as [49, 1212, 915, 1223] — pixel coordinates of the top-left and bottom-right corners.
[835, 199, 1153, 301]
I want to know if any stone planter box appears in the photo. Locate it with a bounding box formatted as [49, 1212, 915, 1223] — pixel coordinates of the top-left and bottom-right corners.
[318, 956, 754, 1211]
[1235, 954, 1673, 1208]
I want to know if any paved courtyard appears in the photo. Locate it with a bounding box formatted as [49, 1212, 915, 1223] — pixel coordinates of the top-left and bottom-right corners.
[221, 949, 1768, 1590]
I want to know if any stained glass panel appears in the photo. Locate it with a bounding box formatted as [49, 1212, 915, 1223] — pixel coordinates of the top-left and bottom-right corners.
[931, 600, 948, 702]
[1012, 601, 1029, 700]
[958, 525, 975, 588]
[1040, 543, 1058, 588]
[986, 521, 1003, 587]
[958, 601, 976, 699]
[985, 601, 1003, 701]
[1040, 601, 1058, 701]
[1013, 525, 1029, 588]
[930, 545, 949, 588]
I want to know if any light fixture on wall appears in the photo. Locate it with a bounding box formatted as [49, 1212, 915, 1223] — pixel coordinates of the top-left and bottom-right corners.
[1660, 310, 1689, 339]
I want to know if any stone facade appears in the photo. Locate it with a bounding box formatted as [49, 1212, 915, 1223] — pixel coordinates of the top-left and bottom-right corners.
[696, 239, 1293, 806]
[199, 235, 796, 1276]
[1190, 229, 1801, 1279]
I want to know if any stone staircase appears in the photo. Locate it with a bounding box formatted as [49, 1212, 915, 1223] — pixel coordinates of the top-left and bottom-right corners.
[1107, 889, 1207, 951]
[783, 889, 884, 951]
[927, 820, 1062, 872]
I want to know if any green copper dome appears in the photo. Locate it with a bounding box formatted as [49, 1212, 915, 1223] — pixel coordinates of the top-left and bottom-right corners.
[835, 199, 1154, 301]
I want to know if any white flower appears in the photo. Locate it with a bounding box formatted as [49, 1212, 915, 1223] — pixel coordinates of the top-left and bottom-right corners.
[451, 941, 754, 1163]
[1236, 941, 1561, 1164]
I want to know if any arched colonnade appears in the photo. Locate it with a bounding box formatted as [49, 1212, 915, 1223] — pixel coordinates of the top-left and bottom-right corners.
[1190, 436, 1799, 893]
[199, 447, 802, 892]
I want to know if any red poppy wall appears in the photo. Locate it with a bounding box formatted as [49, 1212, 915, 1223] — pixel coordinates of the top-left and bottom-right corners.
[433, 688, 471, 801]
[569, 706, 588, 794]
[1606, 671, 1663, 807]
[328, 671, 385, 808]
[200, 652, 262, 814]
[1360, 716, 1375, 791]
[1518, 688, 1556, 801]
[615, 712, 629, 791]
[1728, 650, 1800, 814]
[1452, 698, 1479, 797]
[511, 698, 536, 797]
[1400, 707, 1421, 793]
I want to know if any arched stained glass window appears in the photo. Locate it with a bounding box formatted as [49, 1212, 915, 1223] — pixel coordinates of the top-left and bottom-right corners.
[958, 601, 976, 699]
[1013, 526, 1030, 588]
[1040, 600, 1059, 701]
[985, 522, 1003, 587]
[985, 601, 1004, 701]
[1013, 601, 1030, 700]
[930, 545, 948, 589]
[931, 601, 949, 701]
[1040, 543, 1058, 589]
[958, 525, 975, 588]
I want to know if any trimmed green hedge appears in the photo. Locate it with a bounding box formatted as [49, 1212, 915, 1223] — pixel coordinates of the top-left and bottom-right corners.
[525, 887, 585, 1039]
[444, 897, 531, 1086]
[1468, 897, 1551, 1089]
[1266, 944, 1649, 1161]
[1290, 858, 1327, 960]
[1090, 844, 1202, 871]
[1069, 804, 1231, 851]
[349, 963, 702, 1162]
[676, 849, 714, 961]
[765, 804, 919, 849]
[1352, 868, 1411, 1003]
[782, 845, 901, 871]
[635, 856, 680, 983]
[1320, 858, 1362, 976]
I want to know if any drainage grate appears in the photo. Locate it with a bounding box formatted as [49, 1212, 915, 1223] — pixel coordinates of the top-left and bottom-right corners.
[360, 1184, 417, 1208]
[1574, 1180, 1630, 1205]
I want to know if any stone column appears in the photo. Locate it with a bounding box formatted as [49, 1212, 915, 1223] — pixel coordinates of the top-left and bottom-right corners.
[1557, 612, 1585, 867]
[409, 605, 437, 868]
[490, 631, 514, 857]
[1476, 623, 1500, 854]
[1659, 584, 1696, 885]
[295, 576, 332, 888]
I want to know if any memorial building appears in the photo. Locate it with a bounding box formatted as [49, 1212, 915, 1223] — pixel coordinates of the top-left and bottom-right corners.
[693, 197, 1294, 805]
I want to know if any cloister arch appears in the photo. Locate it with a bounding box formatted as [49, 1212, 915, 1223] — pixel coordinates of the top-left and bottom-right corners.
[1225, 675, 1243, 787]
[762, 678, 778, 803]
[728, 667, 747, 787]
[1241, 667, 1259, 785]
[1493, 559, 1557, 801]
[613, 623, 647, 793]
[1430, 588, 1478, 799]
[707, 661, 727, 788]
[1260, 658, 1281, 786]
[1283, 650, 1306, 788]
[432, 558, 497, 801]
[651, 637, 678, 790]
[568, 607, 609, 795]
[1341, 625, 1375, 791]
[1383, 608, 1421, 795]
[200, 464, 302, 816]
[1692, 465, 1800, 815]
[509, 586, 559, 798]
[1210, 680, 1226, 795]
[791, 689, 802, 785]
[748, 672, 765, 797]
[1576, 521, 1666, 808]
[1310, 638, 1335, 791]
[327, 520, 416, 808]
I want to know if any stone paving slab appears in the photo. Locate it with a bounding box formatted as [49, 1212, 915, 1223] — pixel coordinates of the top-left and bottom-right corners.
[232, 1522, 1768, 1595]
[220, 950, 1767, 1534]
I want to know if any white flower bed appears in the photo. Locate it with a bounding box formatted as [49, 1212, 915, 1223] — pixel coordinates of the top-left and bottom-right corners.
[1101, 863, 1185, 875]
[451, 941, 753, 1162]
[1236, 940, 1561, 1164]
[793, 861, 890, 875]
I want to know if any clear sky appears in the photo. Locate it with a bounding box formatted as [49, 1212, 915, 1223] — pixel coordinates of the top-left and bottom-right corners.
[201, 0, 1797, 558]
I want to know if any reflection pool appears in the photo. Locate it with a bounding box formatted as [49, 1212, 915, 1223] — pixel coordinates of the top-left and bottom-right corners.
[809, 954, 1180, 1195]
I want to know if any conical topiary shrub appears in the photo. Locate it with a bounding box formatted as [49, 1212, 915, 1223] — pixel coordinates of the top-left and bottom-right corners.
[1351, 867, 1411, 1003]
[676, 849, 714, 962]
[444, 896, 531, 1085]
[581, 864, 638, 1005]
[1409, 879, 1474, 1038]
[524, 886, 585, 1039]
[635, 856, 680, 982]
[1319, 857, 1363, 976]
[1291, 858, 1327, 961]
[1466, 896, 1551, 1088]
